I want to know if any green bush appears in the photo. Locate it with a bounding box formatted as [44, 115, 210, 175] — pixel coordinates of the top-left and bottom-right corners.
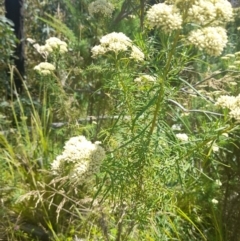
[1, 1, 240, 241]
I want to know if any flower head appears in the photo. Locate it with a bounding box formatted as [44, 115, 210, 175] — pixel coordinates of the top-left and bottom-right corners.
[100, 32, 132, 46]
[45, 37, 68, 53]
[34, 62, 55, 75]
[28, 37, 68, 59]
[212, 0, 233, 23]
[88, 0, 115, 18]
[216, 94, 240, 121]
[188, 27, 227, 56]
[215, 95, 237, 109]
[145, 3, 182, 33]
[51, 136, 106, 183]
[176, 133, 188, 142]
[130, 46, 145, 62]
[134, 74, 156, 83]
[212, 144, 219, 152]
[92, 32, 131, 57]
[188, 0, 233, 25]
[91, 32, 144, 61]
[229, 107, 240, 121]
[188, 0, 216, 25]
[91, 45, 106, 58]
[215, 179, 222, 186]
[171, 124, 181, 131]
[212, 198, 218, 204]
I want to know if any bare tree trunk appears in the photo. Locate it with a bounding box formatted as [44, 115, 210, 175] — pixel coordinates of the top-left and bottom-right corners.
[5, 0, 25, 96]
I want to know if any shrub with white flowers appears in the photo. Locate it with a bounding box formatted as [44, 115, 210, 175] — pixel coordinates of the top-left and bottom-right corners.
[145, 0, 232, 57]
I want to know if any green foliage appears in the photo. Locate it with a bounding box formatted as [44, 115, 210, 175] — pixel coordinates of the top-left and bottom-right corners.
[1, 1, 240, 241]
[0, 16, 17, 97]
[38, 13, 77, 44]
[0, 16, 17, 65]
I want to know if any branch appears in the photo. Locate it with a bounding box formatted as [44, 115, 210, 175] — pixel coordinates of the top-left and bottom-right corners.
[167, 99, 223, 116]
[181, 70, 240, 91]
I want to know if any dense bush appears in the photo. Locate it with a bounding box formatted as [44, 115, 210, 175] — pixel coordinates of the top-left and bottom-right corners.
[1, 0, 240, 241]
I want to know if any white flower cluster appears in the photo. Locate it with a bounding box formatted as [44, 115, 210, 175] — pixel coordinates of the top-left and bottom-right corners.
[171, 124, 181, 131]
[51, 136, 106, 183]
[130, 46, 145, 62]
[91, 32, 144, 61]
[215, 95, 236, 109]
[88, 0, 115, 18]
[188, 27, 228, 56]
[41, 37, 68, 54]
[188, 0, 216, 25]
[145, 3, 182, 33]
[176, 133, 188, 142]
[27, 37, 68, 59]
[34, 62, 56, 75]
[207, 142, 219, 152]
[215, 179, 222, 186]
[134, 74, 156, 83]
[214, 0, 233, 23]
[212, 198, 218, 204]
[188, 0, 233, 25]
[216, 94, 240, 121]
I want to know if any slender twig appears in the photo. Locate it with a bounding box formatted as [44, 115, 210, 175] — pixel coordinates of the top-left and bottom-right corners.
[181, 70, 240, 91]
[167, 99, 223, 116]
[113, 0, 140, 25]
